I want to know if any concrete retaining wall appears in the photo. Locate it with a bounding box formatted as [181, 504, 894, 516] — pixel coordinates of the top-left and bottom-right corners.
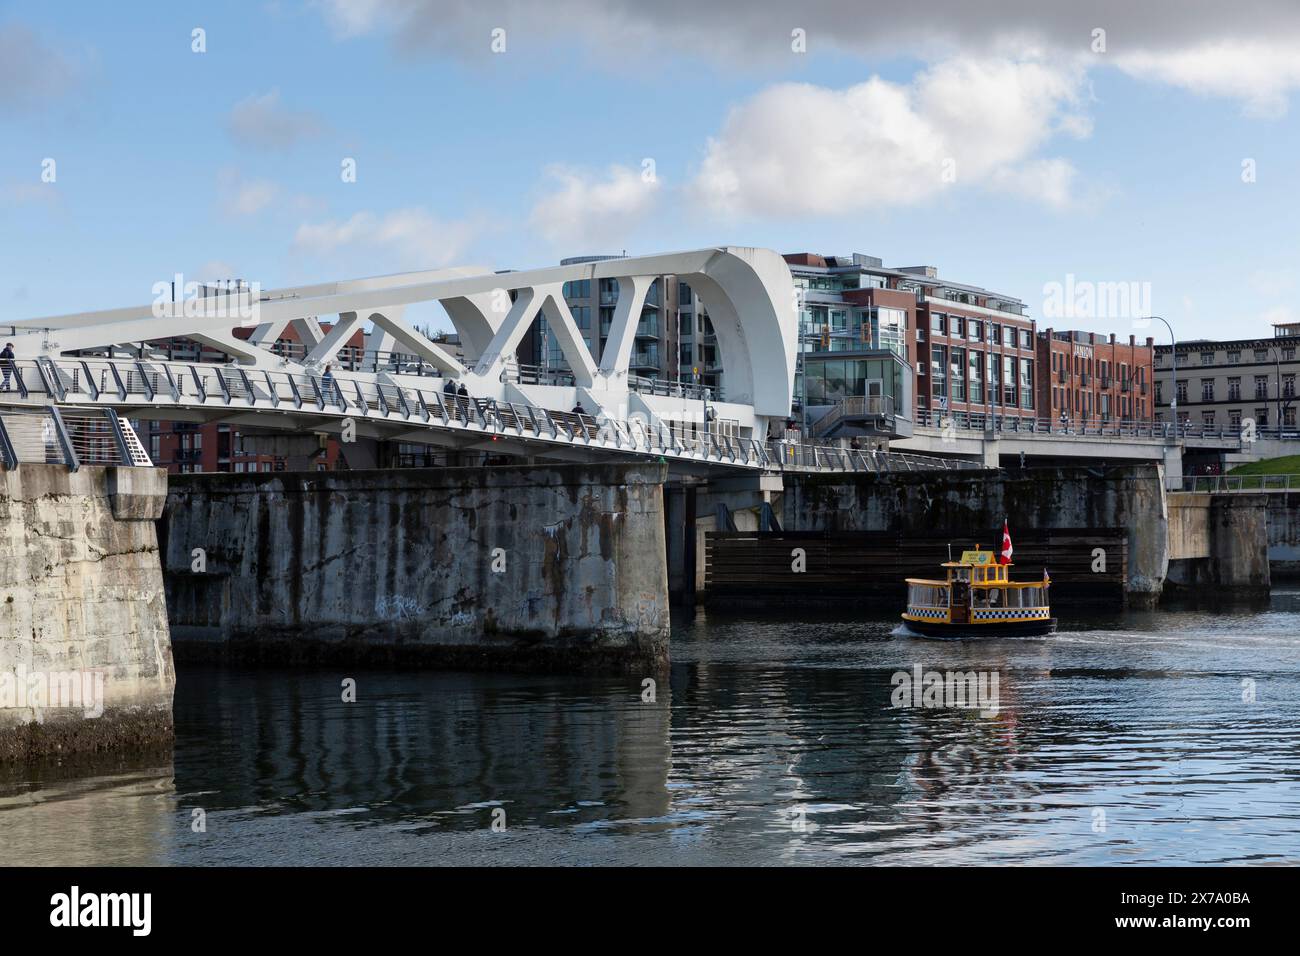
[1265, 492, 1300, 579]
[1, 464, 174, 761]
[161, 463, 670, 673]
[1166, 493, 1270, 594]
[779, 464, 1170, 604]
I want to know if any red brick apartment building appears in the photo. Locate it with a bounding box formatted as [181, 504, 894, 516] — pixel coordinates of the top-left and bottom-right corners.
[1035, 329, 1155, 424]
[784, 254, 1039, 423]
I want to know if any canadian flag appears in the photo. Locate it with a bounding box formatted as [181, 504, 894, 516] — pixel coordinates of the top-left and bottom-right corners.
[999, 521, 1013, 565]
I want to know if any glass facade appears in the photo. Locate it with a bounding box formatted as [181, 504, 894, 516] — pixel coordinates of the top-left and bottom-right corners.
[803, 356, 906, 405]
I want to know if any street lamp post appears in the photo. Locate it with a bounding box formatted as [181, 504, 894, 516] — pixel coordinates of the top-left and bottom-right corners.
[1147, 316, 1175, 433]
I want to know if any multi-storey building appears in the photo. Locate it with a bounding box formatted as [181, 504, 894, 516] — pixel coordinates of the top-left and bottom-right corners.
[1153, 323, 1300, 430]
[1036, 330, 1155, 424]
[518, 256, 707, 391]
[783, 253, 1037, 430]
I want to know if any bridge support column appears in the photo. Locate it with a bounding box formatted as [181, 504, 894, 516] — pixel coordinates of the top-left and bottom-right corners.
[1, 464, 174, 763]
[665, 482, 697, 605]
[1162, 441, 1184, 490]
[980, 434, 1001, 468]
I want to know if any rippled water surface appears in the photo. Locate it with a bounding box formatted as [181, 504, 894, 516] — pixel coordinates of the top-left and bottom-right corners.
[4, 593, 1300, 866]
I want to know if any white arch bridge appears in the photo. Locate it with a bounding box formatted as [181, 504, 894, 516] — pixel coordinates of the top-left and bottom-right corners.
[2, 247, 968, 475]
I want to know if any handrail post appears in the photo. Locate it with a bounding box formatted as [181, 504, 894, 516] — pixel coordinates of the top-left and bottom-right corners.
[0, 415, 17, 469]
[104, 408, 132, 464]
[48, 406, 79, 472]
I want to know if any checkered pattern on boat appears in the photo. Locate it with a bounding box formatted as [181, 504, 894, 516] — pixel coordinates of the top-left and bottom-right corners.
[971, 607, 1050, 622]
[906, 606, 948, 621]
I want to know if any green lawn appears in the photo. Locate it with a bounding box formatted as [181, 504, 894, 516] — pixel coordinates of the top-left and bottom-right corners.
[1228, 455, 1300, 476]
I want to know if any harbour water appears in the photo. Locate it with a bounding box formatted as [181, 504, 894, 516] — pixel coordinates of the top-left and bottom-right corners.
[4, 593, 1300, 866]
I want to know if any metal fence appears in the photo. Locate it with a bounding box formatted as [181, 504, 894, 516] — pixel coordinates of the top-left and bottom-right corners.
[914, 408, 1257, 441]
[0, 405, 152, 470]
[1175, 474, 1300, 493]
[5, 357, 972, 474]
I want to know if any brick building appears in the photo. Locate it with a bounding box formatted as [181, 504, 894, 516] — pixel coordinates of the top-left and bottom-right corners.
[783, 253, 1038, 426]
[1035, 330, 1155, 425]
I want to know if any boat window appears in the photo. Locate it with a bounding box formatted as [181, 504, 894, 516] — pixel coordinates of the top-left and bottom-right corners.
[987, 588, 1002, 606]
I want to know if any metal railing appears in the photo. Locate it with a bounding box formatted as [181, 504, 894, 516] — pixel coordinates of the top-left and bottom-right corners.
[4, 358, 967, 474]
[913, 408, 1266, 442]
[0, 405, 152, 471]
[809, 395, 896, 435]
[1176, 473, 1300, 493]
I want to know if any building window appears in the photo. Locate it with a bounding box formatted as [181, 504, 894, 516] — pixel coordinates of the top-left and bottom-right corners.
[1255, 349, 1268, 362]
[1257, 407, 1270, 427]
[968, 351, 983, 404]
[931, 346, 947, 402]
[950, 347, 966, 402]
[1255, 375, 1269, 399]
[1228, 377, 1241, 400]
[1201, 380, 1214, 401]
[1286, 374, 1296, 398]
[1288, 407, 1298, 428]
[1200, 351, 1214, 365]
[1202, 412, 1215, 426]
[1227, 350, 1240, 363]
[968, 320, 982, 341]
[931, 314, 946, 334]
[1286, 349, 1297, 361]
[1176, 380, 1188, 403]
[1229, 409, 1242, 427]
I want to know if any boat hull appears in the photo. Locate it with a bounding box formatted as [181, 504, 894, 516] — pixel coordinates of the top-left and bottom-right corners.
[900, 617, 1058, 639]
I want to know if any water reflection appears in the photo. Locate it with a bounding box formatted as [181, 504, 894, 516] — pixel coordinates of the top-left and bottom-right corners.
[2, 595, 1300, 865]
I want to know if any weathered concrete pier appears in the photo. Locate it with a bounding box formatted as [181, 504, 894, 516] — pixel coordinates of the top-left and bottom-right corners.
[160, 462, 670, 673]
[0, 464, 174, 761]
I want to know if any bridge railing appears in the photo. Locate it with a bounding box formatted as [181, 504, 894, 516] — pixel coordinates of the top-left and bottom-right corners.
[912, 409, 1261, 442]
[10, 357, 970, 473]
[0, 405, 152, 471]
[1176, 473, 1300, 493]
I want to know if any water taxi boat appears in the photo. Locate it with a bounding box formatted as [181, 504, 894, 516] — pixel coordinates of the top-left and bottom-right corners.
[901, 546, 1056, 638]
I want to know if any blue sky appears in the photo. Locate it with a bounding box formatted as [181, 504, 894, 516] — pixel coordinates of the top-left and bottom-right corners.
[3, 0, 1300, 342]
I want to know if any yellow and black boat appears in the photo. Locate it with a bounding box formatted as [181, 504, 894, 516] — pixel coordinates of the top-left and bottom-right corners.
[901, 546, 1056, 638]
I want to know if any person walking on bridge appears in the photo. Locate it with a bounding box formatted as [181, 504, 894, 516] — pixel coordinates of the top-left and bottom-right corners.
[0, 342, 14, 392]
[320, 363, 335, 403]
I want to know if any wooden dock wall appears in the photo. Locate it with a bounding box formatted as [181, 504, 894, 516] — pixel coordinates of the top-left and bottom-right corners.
[704, 528, 1128, 604]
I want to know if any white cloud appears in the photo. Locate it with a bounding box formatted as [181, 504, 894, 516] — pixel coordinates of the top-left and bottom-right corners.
[693, 57, 1087, 217]
[987, 158, 1077, 209]
[227, 90, 324, 151]
[312, 1, 1300, 117]
[217, 169, 280, 216]
[0, 22, 81, 115]
[528, 163, 661, 248]
[1115, 41, 1300, 119]
[292, 207, 482, 269]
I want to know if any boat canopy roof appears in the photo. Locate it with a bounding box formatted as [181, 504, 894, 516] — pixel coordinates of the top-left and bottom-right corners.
[940, 547, 1008, 568]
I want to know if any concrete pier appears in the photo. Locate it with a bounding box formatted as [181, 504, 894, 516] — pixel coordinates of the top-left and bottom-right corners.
[1167, 493, 1271, 596]
[161, 463, 670, 673]
[0, 464, 174, 761]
